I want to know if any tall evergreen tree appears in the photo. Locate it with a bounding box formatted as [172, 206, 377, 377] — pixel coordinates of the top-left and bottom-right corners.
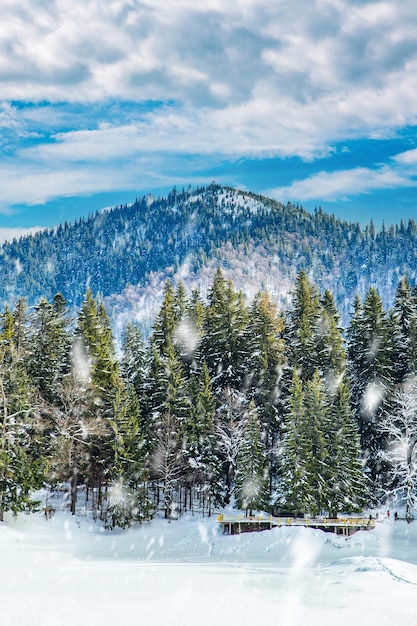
[215, 387, 247, 503]
[303, 370, 330, 515]
[234, 401, 269, 515]
[347, 287, 395, 484]
[75, 290, 135, 508]
[120, 321, 147, 398]
[181, 362, 223, 510]
[245, 290, 285, 489]
[316, 289, 346, 388]
[0, 305, 45, 521]
[27, 294, 72, 404]
[325, 380, 367, 516]
[390, 276, 417, 384]
[199, 269, 248, 391]
[277, 369, 311, 514]
[150, 279, 178, 355]
[285, 270, 321, 381]
[149, 342, 192, 517]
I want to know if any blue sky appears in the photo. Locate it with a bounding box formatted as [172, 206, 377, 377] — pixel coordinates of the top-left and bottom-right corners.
[1, 0, 417, 240]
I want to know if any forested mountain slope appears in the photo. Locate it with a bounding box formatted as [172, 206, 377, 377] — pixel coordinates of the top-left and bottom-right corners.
[1, 183, 416, 326]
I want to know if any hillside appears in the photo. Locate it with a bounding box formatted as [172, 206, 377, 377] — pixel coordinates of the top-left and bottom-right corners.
[1, 183, 416, 328]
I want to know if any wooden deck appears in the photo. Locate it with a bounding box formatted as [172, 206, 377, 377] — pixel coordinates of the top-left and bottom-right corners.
[217, 514, 376, 537]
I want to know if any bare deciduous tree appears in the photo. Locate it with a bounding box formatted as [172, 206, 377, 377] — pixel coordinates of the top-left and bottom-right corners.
[379, 377, 417, 522]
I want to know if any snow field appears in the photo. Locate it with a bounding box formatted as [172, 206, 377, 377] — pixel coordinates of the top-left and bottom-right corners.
[1, 509, 417, 625]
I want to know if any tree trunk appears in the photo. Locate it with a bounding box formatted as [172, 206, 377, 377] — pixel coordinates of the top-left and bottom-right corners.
[70, 468, 78, 515]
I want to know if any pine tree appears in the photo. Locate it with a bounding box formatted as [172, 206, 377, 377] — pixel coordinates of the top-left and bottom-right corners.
[390, 276, 417, 383]
[234, 401, 269, 515]
[277, 369, 311, 514]
[285, 270, 321, 381]
[120, 321, 150, 442]
[120, 321, 147, 398]
[278, 369, 354, 516]
[182, 362, 222, 510]
[104, 385, 152, 529]
[0, 305, 45, 521]
[346, 294, 367, 414]
[150, 279, 178, 354]
[245, 290, 285, 489]
[199, 268, 248, 391]
[173, 288, 203, 374]
[149, 342, 192, 517]
[347, 287, 395, 484]
[75, 290, 131, 507]
[27, 294, 72, 404]
[316, 289, 346, 388]
[215, 387, 247, 504]
[303, 370, 330, 515]
[325, 380, 367, 516]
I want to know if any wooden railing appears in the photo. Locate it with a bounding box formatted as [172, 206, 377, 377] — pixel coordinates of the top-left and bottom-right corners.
[217, 514, 376, 534]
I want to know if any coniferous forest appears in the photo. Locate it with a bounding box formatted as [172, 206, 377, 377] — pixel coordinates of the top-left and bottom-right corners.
[2, 268, 417, 527]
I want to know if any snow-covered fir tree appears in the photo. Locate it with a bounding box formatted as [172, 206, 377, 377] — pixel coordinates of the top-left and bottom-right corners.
[198, 269, 248, 392]
[234, 401, 269, 515]
[347, 286, 395, 486]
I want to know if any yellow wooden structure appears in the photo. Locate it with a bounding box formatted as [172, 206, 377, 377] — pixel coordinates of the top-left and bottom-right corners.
[217, 514, 375, 536]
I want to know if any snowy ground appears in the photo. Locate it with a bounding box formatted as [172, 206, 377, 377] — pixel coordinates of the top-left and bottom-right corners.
[2, 504, 417, 626]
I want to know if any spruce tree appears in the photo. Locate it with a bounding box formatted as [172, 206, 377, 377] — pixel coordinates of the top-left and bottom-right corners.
[149, 342, 192, 517]
[347, 287, 395, 484]
[285, 270, 321, 381]
[234, 401, 269, 515]
[303, 370, 330, 515]
[325, 380, 367, 516]
[215, 387, 247, 504]
[346, 294, 367, 414]
[0, 305, 45, 521]
[316, 289, 346, 388]
[277, 369, 311, 514]
[120, 321, 147, 399]
[104, 385, 152, 529]
[150, 279, 178, 354]
[182, 362, 222, 510]
[245, 290, 285, 489]
[75, 290, 135, 509]
[390, 276, 417, 383]
[27, 294, 72, 405]
[199, 268, 248, 391]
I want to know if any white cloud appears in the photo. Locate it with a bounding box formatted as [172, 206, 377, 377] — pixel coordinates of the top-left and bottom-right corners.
[393, 148, 417, 164]
[267, 160, 417, 203]
[0, 226, 45, 243]
[0, 1, 417, 208]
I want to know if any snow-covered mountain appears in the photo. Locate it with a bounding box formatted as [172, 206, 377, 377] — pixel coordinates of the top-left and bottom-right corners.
[1, 183, 416, 330]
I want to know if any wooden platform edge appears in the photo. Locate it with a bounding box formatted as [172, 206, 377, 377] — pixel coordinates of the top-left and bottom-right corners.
[217, 514, 376, 537]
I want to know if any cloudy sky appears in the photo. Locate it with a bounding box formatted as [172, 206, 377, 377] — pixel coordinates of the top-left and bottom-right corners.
[1, 0, 417, 237]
